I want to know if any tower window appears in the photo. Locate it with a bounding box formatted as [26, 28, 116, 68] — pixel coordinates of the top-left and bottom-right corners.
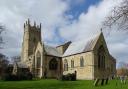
[33, 37, 36, 43]
[37, 57, 41, 68]
[36, 51, 41, 68]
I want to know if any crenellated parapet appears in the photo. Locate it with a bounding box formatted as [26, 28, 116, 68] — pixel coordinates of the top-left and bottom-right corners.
[24, 18, 41, 31]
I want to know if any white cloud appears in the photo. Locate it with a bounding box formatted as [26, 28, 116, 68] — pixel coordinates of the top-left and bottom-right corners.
[0, 0, 128, 64]
[59, 0, 119, 41]
[0, 0, 69, 57]
[58, 0, 128, 63]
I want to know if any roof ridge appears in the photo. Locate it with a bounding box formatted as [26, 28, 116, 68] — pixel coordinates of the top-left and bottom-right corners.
[63, 33, 102, 57]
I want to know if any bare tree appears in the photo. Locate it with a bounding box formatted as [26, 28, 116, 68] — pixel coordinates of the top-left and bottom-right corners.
[117, 62, 128, 76]
[0, 53, 9, 78]
[0, 25, 5, 49]
[11, 56, 21, 63]
[103, 0, 128, 31]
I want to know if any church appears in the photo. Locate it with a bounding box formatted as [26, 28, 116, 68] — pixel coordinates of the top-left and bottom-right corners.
[20, 19, 116, 80]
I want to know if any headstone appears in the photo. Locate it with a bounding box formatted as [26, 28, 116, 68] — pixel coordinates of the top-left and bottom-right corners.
[105, 78, 108, 84]
[94, 78, 99, 86]
[101, 79, 104, 85]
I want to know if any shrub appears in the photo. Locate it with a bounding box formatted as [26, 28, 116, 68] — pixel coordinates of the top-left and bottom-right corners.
[1, 74, 18, 81]
[61, 73, 76, 81]
[1, 72, 33, 81]
[17, 71, 33, 80]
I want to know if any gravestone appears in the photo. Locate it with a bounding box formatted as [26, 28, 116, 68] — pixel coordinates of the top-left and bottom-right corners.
[94, 78, 99, 86]
[105, 78, 108, 84]
[101, 79, 104, 85]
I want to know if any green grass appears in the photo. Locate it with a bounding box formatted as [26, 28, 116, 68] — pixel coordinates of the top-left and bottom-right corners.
[0, 79, 128, 89]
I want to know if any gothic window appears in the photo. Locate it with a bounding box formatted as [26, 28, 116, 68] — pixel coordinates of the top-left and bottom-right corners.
[80, 56, 84, 67]
[111, 64, 113, 72]
[98, 46, 105, 69]
[64, 59, 68, 71]
[36, 51, 41, 68]
[49, 58, 58, 70]
[33, 37, 36, 43]
[71, 60, 74, 68]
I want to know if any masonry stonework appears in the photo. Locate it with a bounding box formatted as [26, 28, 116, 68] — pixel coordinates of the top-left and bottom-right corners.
[20, 19, 116, 80]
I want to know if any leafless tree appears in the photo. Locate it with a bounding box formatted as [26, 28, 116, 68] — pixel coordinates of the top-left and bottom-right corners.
[117, 62, 128, 76]
[103, 0, 128, 31]
[0, 25, 5, 49]
[11, 56, 21, 63]
[0, 53, 9, 78]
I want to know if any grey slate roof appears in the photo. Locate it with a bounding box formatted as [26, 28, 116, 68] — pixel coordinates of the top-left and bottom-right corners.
[44, 45, 62, 57]
[63, 33, 101, 57]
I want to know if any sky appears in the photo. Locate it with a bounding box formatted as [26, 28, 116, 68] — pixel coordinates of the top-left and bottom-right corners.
[0, 0, 128, 64]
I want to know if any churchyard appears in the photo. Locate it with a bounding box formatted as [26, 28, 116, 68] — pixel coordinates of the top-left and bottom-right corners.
[0, 79, 128, 89]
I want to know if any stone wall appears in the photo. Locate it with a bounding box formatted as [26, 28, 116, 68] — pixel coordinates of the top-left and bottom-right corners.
[63, 52, 94, 80]
[43, 55, 62, 78]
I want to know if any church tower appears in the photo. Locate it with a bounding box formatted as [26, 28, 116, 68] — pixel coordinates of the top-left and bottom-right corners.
[21, 19, 42, 62]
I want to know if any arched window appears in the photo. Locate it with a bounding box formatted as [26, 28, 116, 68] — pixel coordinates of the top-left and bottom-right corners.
[64, 59, 68, 71]
[80, 56, 84, 67]
[36, 51, 41, 68]
[98, 46, 105, 69]
[71, 60, 74, 68]
[49, 58, 58, 70]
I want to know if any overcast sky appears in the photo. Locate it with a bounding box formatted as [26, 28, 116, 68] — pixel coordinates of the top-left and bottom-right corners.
[0, 0, 128, 64]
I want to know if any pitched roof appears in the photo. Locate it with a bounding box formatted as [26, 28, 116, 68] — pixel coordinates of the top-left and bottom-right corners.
[63, 33, 101, 57]
[110, 54, 116, 62]
[44, 45, 62, 57]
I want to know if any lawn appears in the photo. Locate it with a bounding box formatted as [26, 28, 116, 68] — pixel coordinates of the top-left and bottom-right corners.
[0, 79, 128, 89]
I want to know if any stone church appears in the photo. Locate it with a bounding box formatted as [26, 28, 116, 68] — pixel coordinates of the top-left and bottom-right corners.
[20, 19, 116, 80]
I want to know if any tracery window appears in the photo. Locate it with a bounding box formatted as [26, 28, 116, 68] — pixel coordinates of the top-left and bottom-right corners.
[49, 58, 58, 70]
[64, 59, 68, 71]
[71, 60, 74, 68]
[80, 56, 84, 67]
[98, 46, 105, 69]
[36, 51, 41, 68]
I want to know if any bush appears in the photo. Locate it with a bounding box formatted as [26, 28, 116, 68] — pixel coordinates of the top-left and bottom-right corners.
[17, 71, 33, 80]
[1, 72, 33, 81]
[1, 74, 18, 81]
[61, 73, 76, 81]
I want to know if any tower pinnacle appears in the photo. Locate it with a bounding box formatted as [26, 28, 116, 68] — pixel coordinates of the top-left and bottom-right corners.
[100, 28, 103, 32]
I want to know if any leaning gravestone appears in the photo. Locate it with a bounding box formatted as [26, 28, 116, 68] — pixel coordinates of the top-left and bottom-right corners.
[94, 78, 99, 86]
